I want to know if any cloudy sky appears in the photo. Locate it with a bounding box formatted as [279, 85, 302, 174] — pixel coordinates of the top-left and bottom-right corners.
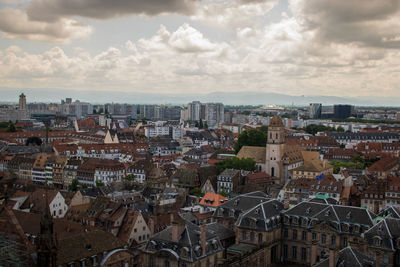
[0, 0, 400, 102]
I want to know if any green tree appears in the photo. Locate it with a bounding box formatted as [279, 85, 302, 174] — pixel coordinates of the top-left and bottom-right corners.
[199, 119, 204, 129]
[336, 126, 345, 132]
[204, 121, 208, 129]
[68, 178, 79, 192]
[216, 157, 256, 173]
[7, 123, 16, 132]
[95, 180, 105, 187]
[219, 189, 227, 197]
[189, 188, 204, 197]
[303, 124, 336, 135]
[124, 174, 136, 182]
[234, 129, 267, 153]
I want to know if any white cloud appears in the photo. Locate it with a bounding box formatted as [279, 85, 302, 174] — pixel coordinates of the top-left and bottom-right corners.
[192, 0, 278, 29]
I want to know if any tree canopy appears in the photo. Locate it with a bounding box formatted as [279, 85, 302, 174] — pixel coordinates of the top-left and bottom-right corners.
[216, 157, 256, 173]
[234, 129, 267, 153]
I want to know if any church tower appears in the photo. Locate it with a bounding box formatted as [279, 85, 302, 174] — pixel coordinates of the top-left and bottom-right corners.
[36, 191, 57, 267]
[266, 117, 285, 183]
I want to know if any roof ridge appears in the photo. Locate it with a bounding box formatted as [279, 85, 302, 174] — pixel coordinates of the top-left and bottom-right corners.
[349, 247, 362, 267]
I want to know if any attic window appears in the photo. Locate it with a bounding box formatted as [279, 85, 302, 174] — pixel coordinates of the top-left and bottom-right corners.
[325, 210, 331, 217]
[306, 207, 311, 214]
[234, 199, 239, 206]
[346, 212, 351, 219]
[255, 208, 260, 215]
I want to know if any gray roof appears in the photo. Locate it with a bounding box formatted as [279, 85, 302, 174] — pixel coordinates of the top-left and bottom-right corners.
[213, 191, 270, 221]
[218, 168, 240, 178]
[364, 217, 400, 251]
[146, 221, 225, 262]
[314, 247, 374, 267]
[236, 199, 283, 231]
[283, 201, 374, 231]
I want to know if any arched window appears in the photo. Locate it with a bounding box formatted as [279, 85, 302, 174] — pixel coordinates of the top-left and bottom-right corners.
[271, 167, 275, 177]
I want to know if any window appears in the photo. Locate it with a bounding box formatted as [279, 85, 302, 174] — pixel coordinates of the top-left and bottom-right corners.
[321, 234, 326, 244]
[164, 260, 170, 267]
[383, 254, 389, 264]
[284, 229, 288, 238]
[242, 231, 247, 240]
[258, 233, 263, 244]
[250, 232, 255, 242]
[301, 248, 307, 261]
[331, 235, 336, 245]
[283, 245, 288, 258]
[312, 233, 317, 240]
[343, 237, 348, 247]
[293, 229, 297, 240]
[292, 246, 297, 259]
[302, 231, 307, 241]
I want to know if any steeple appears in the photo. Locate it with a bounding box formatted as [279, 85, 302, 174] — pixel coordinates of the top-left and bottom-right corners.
[36, 188, 57, 267]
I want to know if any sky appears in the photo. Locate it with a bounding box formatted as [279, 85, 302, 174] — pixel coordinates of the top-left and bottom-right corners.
[0, 0, 400, 103]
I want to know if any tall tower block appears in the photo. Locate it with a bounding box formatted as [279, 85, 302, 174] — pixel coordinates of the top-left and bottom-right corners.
[19, 93, 27, 110]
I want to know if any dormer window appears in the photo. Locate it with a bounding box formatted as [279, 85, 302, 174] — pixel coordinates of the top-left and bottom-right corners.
[325, 210, 330, 217]
[346, 212, 351, 219]
[306, 207, 311, 214]
[374, 236, 382, 247]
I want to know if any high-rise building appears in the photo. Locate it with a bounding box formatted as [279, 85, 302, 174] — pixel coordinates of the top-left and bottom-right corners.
[333, 104, 354, 119]
[309, 103, 322, 119]
[205, 103, 224, 127]
[61, 100, 93, 119]
[19, 93, 26, 110]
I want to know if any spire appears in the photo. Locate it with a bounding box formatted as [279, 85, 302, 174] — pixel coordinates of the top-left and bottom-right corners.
[36, 187, 57, 267]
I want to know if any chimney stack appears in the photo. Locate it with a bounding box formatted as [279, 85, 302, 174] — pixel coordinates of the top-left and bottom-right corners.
[311, 241, 318, 266]
[329, 247, 338, 267]
[201, 223, 207, 255]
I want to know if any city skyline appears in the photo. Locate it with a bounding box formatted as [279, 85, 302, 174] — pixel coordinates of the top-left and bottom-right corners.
[1, 0, 400, 100]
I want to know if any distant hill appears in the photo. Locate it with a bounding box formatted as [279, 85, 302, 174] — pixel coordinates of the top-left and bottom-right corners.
[0, 87, 398, 106]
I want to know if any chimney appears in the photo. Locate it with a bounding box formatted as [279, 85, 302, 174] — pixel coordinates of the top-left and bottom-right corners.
[171, 214, 180, 242]
[311, 241, 318, 266]
[329, 247, 338, 267]
[148, 217, 154, 234]
[201, 223, 207, 255]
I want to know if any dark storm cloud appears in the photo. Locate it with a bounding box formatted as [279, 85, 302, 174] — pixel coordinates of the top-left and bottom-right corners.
[27, 0, 199, 22]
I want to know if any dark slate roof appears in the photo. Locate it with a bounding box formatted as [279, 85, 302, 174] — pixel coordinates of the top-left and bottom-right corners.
[79, 187, 103, 198]
[308, 197, 339, 205]
[218, 169, 240, 178]
[377, 206, 400, 219]
[7, 145, 41, 155]
[236, 199, 283, 231]
[364, 217, 400, 251]
[213, 191, 270, 220]
[283, 201, 374, 230]
[327, 132, 400, 140]
[314, 247, 374, 267]
[147, 221, 224, 262]
[206, 222, 235, 241]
